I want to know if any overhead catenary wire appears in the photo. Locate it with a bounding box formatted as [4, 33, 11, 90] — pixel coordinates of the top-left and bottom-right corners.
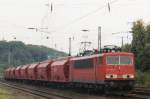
[40, 1, 54, 34]
[48, 0, 119, 33]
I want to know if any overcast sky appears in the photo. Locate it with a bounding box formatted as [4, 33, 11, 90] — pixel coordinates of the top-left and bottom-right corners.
[0, 0, 149, 54]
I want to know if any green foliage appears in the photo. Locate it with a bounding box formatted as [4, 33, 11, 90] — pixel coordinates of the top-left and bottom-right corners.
[142, 43, 150, 70]
[0, 41, 67, 68]
[145, 25, 150, 43]
[0, 86, 42, 99]
[122, 20, 150, 71]
[132, 20, 146, 52]
[122, 44, 131, 52]
[131, 20, 150, 71]
[136, 70, 150, 86]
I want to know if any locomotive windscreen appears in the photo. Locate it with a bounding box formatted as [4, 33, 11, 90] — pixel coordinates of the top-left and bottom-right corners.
[107, 56, 132, 65]
[120, 56, 132, 65]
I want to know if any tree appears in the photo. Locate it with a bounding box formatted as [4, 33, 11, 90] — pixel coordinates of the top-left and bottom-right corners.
[131, 20, 150, 71]
[0, 41, 67, 69]
[142, 44, 150, 70]
[122, 44, 131, 52]
[131, 20, 146, 54]
[145, 25, 150, 43]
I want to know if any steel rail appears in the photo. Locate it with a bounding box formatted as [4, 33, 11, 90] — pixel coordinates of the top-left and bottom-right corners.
[122, 87, 150, 99]
[1, 79, 150, 99]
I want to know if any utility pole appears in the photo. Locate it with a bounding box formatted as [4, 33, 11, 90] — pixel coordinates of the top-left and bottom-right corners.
[8, 50, 11, 65]
[68, 37, 71, 56]
[112, 31, 132, 48]
[121, 36, 124, 47]
[98, 26, 101, 52]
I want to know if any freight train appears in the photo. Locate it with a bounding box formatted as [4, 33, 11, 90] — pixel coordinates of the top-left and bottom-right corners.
[4, 50, 135, 92]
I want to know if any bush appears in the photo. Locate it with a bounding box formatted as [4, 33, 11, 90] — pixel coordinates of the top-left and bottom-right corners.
[136, 70, 150, 86]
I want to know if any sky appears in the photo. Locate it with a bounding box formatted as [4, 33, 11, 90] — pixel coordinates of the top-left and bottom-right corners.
[0, 0, 149, 54]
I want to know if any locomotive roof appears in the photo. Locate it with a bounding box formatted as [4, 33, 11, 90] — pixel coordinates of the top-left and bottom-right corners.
[71, 54, 103, 61]
[71, 52, 133, 61]
[103, 52, 134, 56]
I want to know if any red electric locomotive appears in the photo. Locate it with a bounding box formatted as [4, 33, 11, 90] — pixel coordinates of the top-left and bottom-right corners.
[70, 52, 135, 90]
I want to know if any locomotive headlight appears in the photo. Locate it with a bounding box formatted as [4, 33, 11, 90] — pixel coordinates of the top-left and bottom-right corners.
[123, 75, 127, 78]
[122, 74, 134, 79]
[106, 74, 111, 78]
[113, 74, 117, 78]
[129, 74, 134, 78]
[105, 74, 117, 79]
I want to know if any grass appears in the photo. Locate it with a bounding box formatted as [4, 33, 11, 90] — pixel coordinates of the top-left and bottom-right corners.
[136, 70, 150, 86]
[0, 86, 43, 99]
[0, 87, 14, 99]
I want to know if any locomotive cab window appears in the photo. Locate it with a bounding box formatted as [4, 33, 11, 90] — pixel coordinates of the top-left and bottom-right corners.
[120, 56, 132, 65]
[74, 58, 93, 68]
[106, 56, 132, 65]
[107, 56, 119, 65]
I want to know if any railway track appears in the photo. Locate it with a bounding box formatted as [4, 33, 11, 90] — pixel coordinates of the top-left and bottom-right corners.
[1, 79, 150, 99]
[0, 80, 124, 99]
[123, 87, 150, 99]
[0, 81, 73, 99]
